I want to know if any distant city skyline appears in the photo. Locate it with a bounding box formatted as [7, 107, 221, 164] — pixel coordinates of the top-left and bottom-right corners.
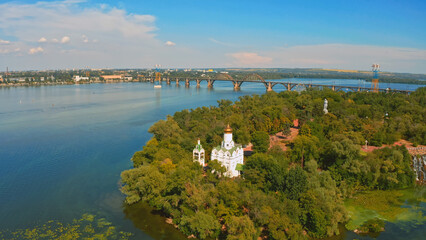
[0, 0, 425, 73]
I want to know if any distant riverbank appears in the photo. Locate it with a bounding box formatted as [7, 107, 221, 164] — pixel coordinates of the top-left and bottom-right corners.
[0, 79, 140, 87]
[1, 77, 425, 91]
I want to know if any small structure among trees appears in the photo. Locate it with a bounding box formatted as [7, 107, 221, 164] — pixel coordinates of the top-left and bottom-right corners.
[193, 138, 205, 166]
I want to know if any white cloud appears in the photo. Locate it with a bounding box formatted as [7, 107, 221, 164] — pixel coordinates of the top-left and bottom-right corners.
[0, 1, 425, 73]
[0, 1, 169, 69]
[226, 44, 426, 73]
[0, 48, 20, 54]
[0, 39, 10, 44]
[61, 36, 70, 43]
[267, 44, 426, 71]
[229, 52, 272, 66]
[165, 41, 175, 46]
[209, 38, 234, 47]
[28, 47, 44, 54]
[81, 35, 89, 43]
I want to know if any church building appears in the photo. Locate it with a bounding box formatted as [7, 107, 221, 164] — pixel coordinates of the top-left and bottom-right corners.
[193, 138, 205, 166]
[211, 124, 244, 177]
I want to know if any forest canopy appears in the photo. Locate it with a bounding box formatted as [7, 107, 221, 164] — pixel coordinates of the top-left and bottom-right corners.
[121, 87, 424, 239]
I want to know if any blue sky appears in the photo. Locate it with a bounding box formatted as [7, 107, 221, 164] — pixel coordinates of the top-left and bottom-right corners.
[0, 0, 425, 73]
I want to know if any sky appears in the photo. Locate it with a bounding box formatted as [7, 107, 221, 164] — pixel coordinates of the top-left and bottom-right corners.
[0, 0, 425, 73]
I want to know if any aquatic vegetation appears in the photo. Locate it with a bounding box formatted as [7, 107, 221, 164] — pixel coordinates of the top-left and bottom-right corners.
[359, 218, 385, 233]
[0, 214, 133, 240]
[345, 189, 426, 232]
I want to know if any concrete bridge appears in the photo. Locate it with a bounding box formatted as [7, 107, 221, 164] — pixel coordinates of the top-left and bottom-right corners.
[141, 73, 413, 94]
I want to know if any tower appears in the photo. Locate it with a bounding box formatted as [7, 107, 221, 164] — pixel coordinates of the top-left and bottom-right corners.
[193, 138, 205, 166]
[155, 64, 162, 82]
[222, 124, 235, 149]
[371, 64, 380, 93]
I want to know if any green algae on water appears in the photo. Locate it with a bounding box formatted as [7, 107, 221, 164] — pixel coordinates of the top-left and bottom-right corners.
[0, 214, 133, 240]
[344, 188, 426, 231]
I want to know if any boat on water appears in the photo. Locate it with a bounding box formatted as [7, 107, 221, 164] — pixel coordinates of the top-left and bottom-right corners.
[154, 85, 162, 89]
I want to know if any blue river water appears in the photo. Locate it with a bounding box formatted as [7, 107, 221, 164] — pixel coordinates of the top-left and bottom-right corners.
[0, 79, 424, 239]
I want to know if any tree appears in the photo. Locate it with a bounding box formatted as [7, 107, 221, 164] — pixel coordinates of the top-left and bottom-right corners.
[284, 166, 307, 200]
[290, 135, 320, 167]
[321, 137, 360, 168]
[226, 215, 257, 240]
[299, 124, 311, 136]
[120, 165, 166, 205]
[251, 131, 270, 153]
[179, 211, 220, 239]
[148, 115, 182, 142]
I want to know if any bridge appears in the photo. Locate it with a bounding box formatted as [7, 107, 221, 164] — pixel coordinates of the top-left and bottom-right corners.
[140, 73, 413, 94]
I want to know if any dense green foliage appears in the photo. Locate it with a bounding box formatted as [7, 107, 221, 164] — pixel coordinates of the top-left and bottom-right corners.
[359, 218, 385, 233]
[121, 88, 424, 239]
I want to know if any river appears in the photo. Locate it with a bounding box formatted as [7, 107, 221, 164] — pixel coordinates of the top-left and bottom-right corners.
[0, 80, 424, 239]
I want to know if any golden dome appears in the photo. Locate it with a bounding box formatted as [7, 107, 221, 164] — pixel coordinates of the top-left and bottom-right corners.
[224, 124, 233, 134]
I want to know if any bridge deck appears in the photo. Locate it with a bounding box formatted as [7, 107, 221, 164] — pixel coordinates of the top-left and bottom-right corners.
[141, 77, 414, 94]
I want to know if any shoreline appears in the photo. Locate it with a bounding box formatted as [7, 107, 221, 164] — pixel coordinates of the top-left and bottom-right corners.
[1, 78, 425, 89]
[0, 80, 142, 88]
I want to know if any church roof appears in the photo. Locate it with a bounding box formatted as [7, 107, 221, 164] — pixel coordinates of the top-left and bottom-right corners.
[235, 163, 244, 171]
[194, 138, 203, 152]
[213, 144, 242, 154]
[224, 124, 232, 134]
[194, 144, 204, 152]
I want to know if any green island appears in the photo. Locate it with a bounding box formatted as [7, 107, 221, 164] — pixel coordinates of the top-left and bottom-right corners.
[121, 87, 425, 239]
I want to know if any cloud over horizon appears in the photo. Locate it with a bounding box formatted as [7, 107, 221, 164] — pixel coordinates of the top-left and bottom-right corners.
[229, 52, 273, 66]
[165, 41, 176, 46]
[228, 44, 426, 73]
[0, 0, 170, 69]
[0, 1, 425, 73]
[28, 47, 44, 55]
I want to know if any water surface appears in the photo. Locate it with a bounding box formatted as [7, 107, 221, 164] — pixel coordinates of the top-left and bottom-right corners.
[0, 81, 424, 239]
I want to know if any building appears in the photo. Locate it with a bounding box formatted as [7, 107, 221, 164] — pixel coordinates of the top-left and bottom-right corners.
[211, 124, 244, 177]
[193, 138, 205, 166]
[73, 75, 89, 82]
[101, 75, 122, 81]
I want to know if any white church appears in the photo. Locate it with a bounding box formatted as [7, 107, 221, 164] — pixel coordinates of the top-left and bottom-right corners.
[211, 124, 244, 177]
[193, 124, 244, 177]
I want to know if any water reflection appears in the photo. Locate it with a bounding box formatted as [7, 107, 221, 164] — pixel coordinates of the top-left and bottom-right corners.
[123, 201, 187, 240]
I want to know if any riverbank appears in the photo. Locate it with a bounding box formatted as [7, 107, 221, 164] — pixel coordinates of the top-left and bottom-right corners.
[0, 79, 142, 88]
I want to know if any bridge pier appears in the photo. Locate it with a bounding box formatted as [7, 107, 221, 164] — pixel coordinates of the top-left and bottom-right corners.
[286, 83, 291, 91]
[207, 79, 214, 88]
[185, 78, 190, 88]
[233, 82, 240, 91]
[267, 82, 273, 91]
[176, 78, 179, 86]
[331, 86, 335, 91]
[196, 79, 201, 88]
